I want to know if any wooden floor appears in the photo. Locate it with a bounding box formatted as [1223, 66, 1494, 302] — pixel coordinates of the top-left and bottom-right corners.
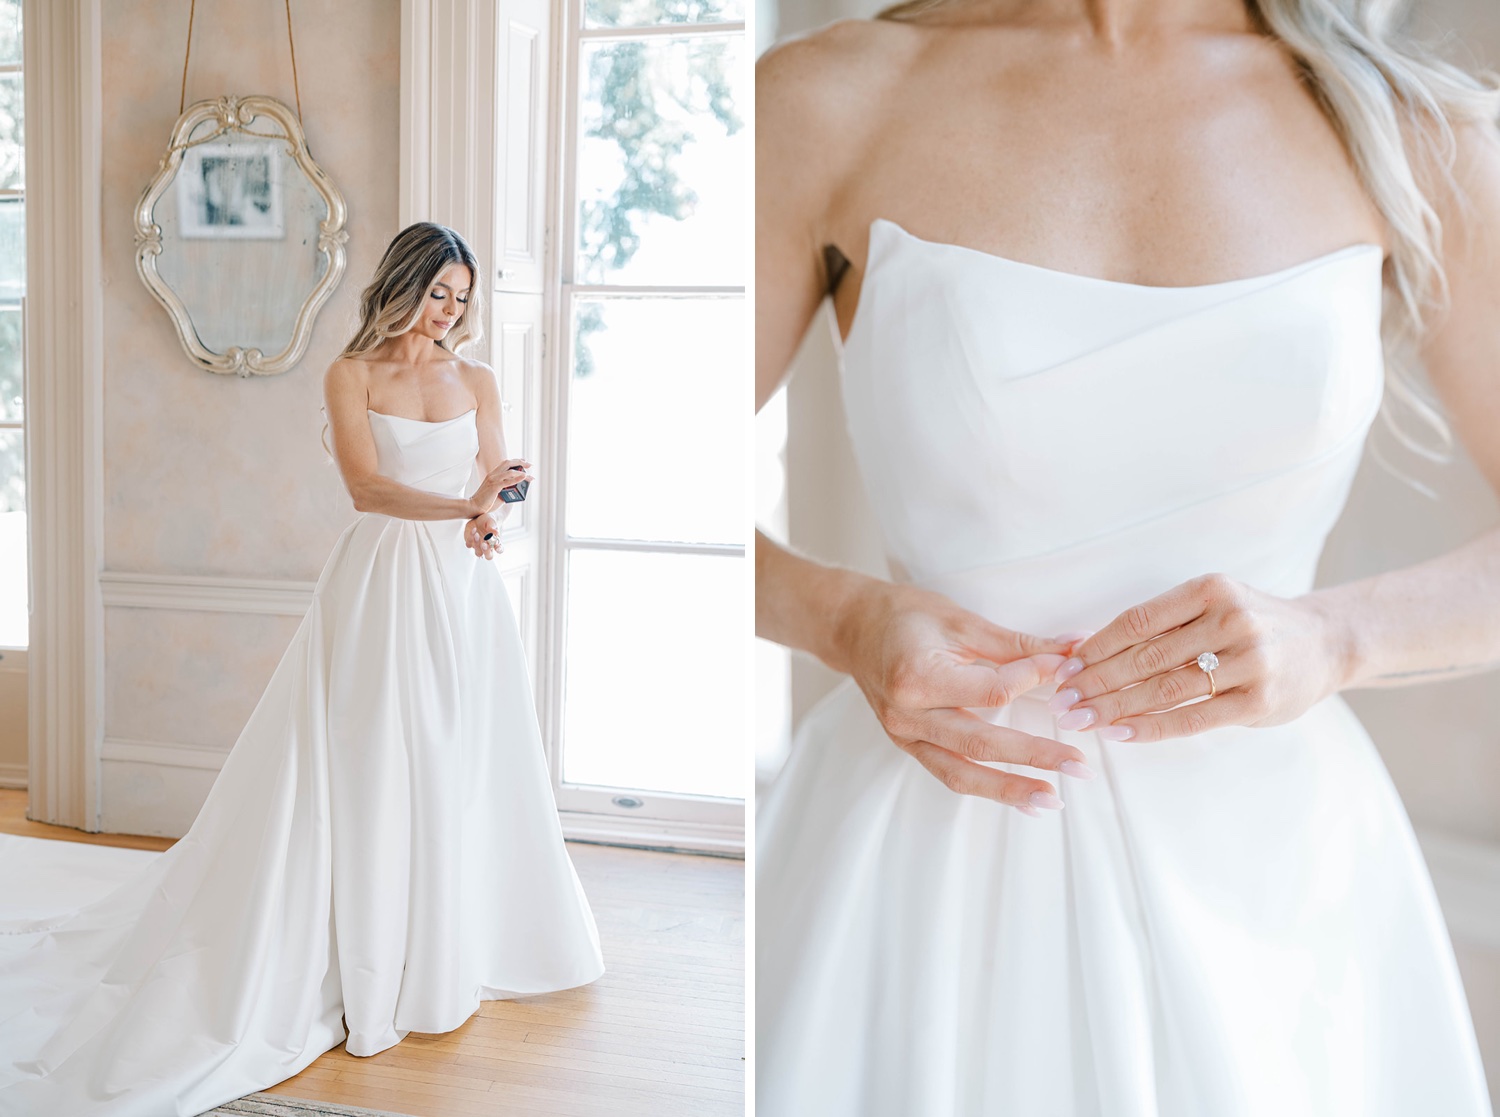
[0, 790, 745, 1116]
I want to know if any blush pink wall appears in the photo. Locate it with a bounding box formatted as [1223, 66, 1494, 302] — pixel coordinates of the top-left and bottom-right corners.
[95, 0, 400, 832]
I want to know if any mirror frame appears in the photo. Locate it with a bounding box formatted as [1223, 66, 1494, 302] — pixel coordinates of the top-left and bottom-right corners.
[133, 94, 349, 377]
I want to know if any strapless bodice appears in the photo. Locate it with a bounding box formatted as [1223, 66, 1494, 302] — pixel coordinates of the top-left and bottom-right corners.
[837, 218, 1387, 633]
[367, 408, 481, 500]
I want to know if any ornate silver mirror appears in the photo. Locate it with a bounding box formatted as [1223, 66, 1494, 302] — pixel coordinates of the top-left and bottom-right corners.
[133, 95, 348, 376]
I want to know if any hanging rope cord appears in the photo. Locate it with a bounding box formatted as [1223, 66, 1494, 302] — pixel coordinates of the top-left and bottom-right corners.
[178, 0, 304, 121]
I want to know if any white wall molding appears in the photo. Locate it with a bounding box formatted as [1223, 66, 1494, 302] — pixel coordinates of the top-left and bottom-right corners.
[0, 762, 27, 789]
[100, 571, 316, 616]
[399, 0, 498, 357]
[23, 0, 105, 830]
[100, 737, 227, 772]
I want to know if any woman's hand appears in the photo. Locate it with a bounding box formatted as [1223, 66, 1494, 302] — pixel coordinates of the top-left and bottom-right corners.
[469, 459, 533, 516]
[464, 512, 502, 560]
[834, 580, 1099, 815]
[1047, 573, 1348, 742]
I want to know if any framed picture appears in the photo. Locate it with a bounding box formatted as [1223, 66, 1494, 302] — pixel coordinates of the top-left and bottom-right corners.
[175, 139, 285, 240]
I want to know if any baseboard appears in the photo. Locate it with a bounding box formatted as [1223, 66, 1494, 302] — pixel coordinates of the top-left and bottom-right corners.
[559, 809, 744, 858]
[93, 741, 745, 856]
[0, 762, 27, 789]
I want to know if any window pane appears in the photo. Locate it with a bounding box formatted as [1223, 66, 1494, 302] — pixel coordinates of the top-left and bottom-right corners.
[584, 0, 743, 29]
[562, 549, 744, 799]
[0, 304, 18, 422]
[0, 428, 24, 647]
[0, 0, 18, 66]
[567, 295, 743, 544]
[575, 34, 745, 286]
[0, 197, 22, 301]
[0, 73, 18, 191]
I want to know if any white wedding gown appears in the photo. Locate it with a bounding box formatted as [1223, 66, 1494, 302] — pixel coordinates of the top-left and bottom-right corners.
[756, 218, 1493, 1116]
[0, 407, 605, 1116]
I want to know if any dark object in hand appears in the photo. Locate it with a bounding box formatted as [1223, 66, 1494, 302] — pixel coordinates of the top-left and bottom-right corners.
[500, 478, 530, 504]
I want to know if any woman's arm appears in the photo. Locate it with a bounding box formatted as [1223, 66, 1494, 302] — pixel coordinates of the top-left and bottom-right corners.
[1310, 119, 1500, 690]
[755, 27, 1090, 811]
[323, 356, 486, 521]
[754, 28, 872, 658]
[466, 358, 521, 530]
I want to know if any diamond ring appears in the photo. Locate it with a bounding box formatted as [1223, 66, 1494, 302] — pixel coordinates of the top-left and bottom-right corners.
[1195, 651, 1219, 698]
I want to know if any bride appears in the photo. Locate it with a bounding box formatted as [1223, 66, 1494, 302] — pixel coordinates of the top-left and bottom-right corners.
[755, 0, 1500, 1113]
[0, 222, 604, 1115]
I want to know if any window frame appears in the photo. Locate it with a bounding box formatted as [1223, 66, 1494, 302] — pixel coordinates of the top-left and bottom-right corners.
[0, 46, 23, 653]
[539, 0, 747, 853]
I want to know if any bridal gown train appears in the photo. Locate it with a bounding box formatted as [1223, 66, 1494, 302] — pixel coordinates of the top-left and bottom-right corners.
[0, 407, 605, 1116]
[756, 219, 1493, 1116]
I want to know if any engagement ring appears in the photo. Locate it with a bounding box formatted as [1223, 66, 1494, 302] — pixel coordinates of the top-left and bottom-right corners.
[1196, 651, 1219, 697]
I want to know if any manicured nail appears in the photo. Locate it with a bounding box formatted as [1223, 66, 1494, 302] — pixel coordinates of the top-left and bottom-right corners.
[1056, 706, 1097, 731]
[1015, 803, 1042, 817]
[1053, 657, 1084, 685]
[1059, 759, 1097, 780]
[1053, 630, 1093, 645]
[1098, 725, 1135, 741]
[1030, 790, 1065, 811]
[1048, 687, 1080, 714]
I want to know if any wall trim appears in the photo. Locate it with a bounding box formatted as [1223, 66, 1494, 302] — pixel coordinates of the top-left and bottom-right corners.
[100, 571, 316, 616]
[94, 737, 741, 858]
[100, 737, 228, 772]
[398, 0, 498, 335]
[0, 762, 27, 789]
[23, 0, 105, 830]
[560, 809, 745, 858]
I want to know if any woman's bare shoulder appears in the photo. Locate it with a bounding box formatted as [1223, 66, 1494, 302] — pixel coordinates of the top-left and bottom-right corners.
[324, 354, 370, 398]
[457, 356, 500, 400]
[758, 19, 930, 221]
[758, 18, 924, 120]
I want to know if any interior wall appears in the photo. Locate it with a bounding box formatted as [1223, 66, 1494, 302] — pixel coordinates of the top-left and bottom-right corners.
[97, 0, 399, 834]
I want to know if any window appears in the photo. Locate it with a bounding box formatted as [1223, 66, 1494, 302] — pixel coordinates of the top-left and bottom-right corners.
[548, 0, 746, 839]
[0, 0, 22, 650]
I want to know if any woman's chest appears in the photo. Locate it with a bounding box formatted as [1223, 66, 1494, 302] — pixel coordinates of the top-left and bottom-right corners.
[826, 44, 1385, 336]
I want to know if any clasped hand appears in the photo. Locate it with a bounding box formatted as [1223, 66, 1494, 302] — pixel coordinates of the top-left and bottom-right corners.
[844, 573, 1344, 814]
[1047, 572, 1345, 743]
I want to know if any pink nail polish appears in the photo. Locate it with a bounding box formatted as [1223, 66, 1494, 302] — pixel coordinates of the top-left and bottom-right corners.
[1098, 725, 1134, 741]
[1047, 687, 1081, 715]
[1030, 790, 1065, 811]
[1015, 803, 1042, 817]
[1056, 706, 1097, 731]
[1059, 759, 1097, 780]
[1053, 657, 1084, 686]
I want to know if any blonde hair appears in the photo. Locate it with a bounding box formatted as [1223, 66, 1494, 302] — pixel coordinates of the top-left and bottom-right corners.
[878, 0, 1500, 495]
[320, 222, 486, 458]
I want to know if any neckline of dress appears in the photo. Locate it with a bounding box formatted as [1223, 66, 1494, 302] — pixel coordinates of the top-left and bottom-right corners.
[838, 217, 1386, 353]
[367, 407, 477, 425]
[869, 217, 1385, 291]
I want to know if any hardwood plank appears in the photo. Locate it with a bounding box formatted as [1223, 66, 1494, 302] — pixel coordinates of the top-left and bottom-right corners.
[0, 789, 746, 1115]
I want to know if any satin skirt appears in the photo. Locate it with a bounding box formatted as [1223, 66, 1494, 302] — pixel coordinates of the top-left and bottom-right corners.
[0, 510, 604, 1117]
[756, 679, 1492, 1117]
